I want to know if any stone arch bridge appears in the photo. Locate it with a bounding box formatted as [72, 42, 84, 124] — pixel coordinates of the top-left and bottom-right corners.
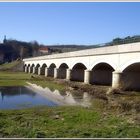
[23, 42, 140, 90]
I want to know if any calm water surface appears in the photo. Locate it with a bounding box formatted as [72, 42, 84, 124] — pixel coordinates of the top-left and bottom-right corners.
[0, 85, 93, 110]
[0, 86, 58, 110]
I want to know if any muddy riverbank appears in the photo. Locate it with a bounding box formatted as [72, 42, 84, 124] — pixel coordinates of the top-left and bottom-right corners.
[31, 75, 140, 116]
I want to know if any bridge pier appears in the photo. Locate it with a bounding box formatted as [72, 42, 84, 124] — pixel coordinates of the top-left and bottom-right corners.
[25, 66, 28, 73]
[84, 70, 91, 84]
[38, 67, 41, 75]
[28, 66, 31, 73]
[45, 67, 49, 77]
[66, 69, 72, 80]
[112, 71, 123, 88]
[54, 68, 59, 78]
[30, 67, 33, 73]
[33, 67, 35, 74]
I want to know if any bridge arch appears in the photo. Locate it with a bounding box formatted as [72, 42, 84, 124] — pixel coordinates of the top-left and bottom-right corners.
[49, 63, 56, 68]
[27, 64, 30, 67]
[40, 63, 47, 75]
[58, 63, 69, 79]
[89, 60, 116, 71]
[90, 62, 115, 85]
[27, 64, 31, 73]
[120, 58, 140, 72]
[48, 63, 56, 68]
[48, 63, 56, 77]
[59, 63, 69, 68]
[121, 62, 140, 91]
[71, 61, 88, 70]
[30, 64, 35, 73]
[35, 64, 40, 74]
[71, 63, 87, 82]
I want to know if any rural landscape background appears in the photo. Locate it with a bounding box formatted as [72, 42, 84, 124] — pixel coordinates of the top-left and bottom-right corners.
[0, 2, 139, 138]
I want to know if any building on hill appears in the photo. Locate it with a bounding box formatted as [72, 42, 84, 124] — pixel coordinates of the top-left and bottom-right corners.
[39, 47, 51, 55]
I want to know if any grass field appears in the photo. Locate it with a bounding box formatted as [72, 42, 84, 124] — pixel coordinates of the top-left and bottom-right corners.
[0, 71, 65, 91]
[0, 105, 139, 138]
[0, 61, 21, 70]
[0, 71, 139, 138]
[0, 71, 31, 86]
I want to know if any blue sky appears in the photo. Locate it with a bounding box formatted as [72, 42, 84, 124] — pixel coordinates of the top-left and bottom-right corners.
[0, 2, 140, 45]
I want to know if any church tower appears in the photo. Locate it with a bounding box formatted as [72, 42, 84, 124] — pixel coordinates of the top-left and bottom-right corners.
[3, 35, 7, 44]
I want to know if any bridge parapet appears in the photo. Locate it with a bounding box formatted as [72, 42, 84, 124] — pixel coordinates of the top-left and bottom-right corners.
[23, 42, 140, 61]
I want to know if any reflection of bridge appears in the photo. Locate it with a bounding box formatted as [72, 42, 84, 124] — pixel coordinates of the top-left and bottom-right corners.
[26, 82, 92, 107]
[23, 42, 140, 90]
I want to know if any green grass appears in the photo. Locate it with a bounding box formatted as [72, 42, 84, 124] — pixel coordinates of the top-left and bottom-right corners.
[0, 71, 139, 138]
[0, 106, 139, 138]
[0, 61, 21, 70]
[0, 71, 31, 86]
[0, 71, 65, 91]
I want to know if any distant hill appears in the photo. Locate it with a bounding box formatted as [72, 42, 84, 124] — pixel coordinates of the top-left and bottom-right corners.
[105, 35, 140, 46]
[47, 35, 140, 51]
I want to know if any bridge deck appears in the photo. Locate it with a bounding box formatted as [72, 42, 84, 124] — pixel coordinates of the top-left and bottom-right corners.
[23, 42, 140, 61]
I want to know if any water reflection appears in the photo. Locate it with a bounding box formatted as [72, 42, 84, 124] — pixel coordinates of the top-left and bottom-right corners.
[0, 83, 94, 110]
[0, 86, 57, 110]
[27, 83, 93, 107]
[0, 87, 36, 101]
